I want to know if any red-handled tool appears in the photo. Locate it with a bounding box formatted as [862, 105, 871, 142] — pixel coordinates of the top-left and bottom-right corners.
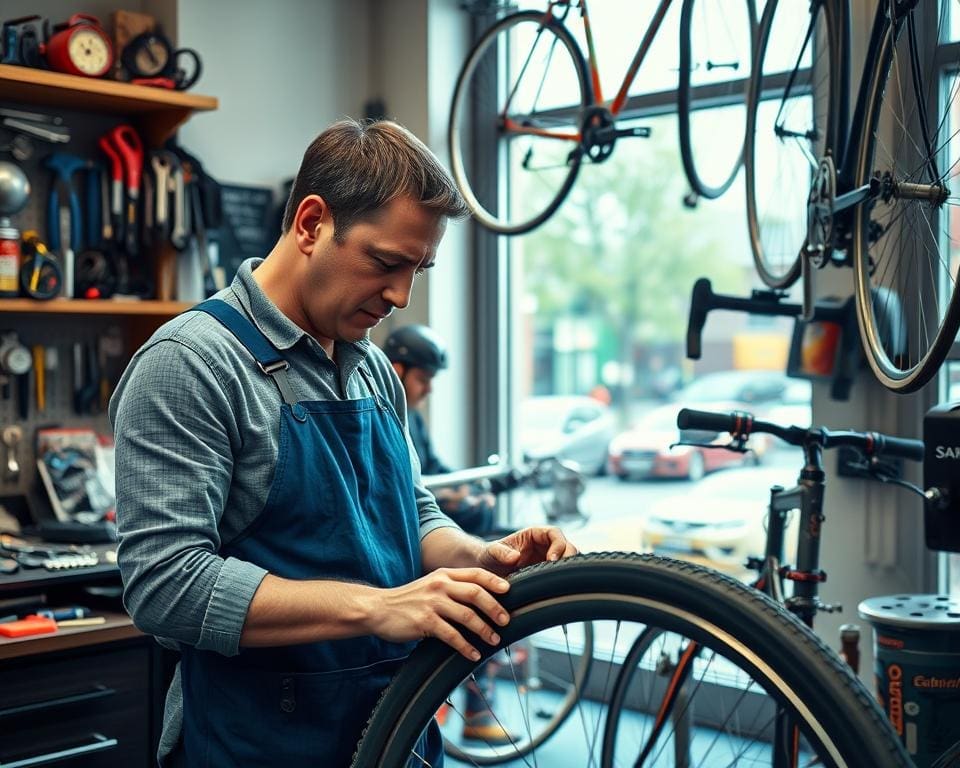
[101, 124, 143, 257]
[98, 133, 123, 240]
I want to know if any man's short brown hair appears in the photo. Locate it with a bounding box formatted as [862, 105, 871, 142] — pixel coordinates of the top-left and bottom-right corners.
[282, 118, 468, 240]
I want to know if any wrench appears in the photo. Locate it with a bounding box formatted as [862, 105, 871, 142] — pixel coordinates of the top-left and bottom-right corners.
[150, 150, 178, 239]
[170, 164, 191, 250]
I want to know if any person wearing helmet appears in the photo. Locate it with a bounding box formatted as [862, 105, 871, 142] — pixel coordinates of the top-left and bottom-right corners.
[385, 324, 497, 537]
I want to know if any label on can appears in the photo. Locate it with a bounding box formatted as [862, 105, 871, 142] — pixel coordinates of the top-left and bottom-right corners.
[0, 238, 20, 297]
[873, 629, 960, 767]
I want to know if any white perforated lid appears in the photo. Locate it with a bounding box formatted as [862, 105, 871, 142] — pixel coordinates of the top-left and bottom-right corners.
[858, 594, 960, 629]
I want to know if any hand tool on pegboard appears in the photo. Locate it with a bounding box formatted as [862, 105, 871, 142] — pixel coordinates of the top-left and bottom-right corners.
[44, 152, 86, 298]
[19, 231, 63, 300]
[0, 331, 31, 419]
[32, 344, 45, 413]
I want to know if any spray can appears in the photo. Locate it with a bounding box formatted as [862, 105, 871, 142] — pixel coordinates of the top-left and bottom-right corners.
[0, 225, 20, 296]
[0, 161, 30, 298]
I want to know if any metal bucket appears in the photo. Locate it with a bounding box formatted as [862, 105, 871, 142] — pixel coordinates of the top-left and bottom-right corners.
[859, 594, 960, 767]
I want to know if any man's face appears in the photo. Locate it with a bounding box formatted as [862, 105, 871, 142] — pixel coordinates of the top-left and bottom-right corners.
[301, 196, 446, 348]
[402, 366, 435, 409]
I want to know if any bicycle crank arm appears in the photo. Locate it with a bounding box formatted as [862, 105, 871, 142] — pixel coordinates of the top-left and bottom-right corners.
[832, 178, 880, 215]
[589, 125, 651, 145]
[614, 126, 650, 139]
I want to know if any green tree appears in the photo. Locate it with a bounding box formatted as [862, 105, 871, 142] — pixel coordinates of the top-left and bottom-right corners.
[515, 122, 745, 408]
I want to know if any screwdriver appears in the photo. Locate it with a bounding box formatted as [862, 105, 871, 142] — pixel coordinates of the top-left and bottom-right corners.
[33, 344, 44, 412]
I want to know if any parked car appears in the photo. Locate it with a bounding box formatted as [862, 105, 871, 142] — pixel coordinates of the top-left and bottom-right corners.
[758, 378, 813, 430]
[519, 395, 616, 476]
[642, 466, 799, 572]
[607, 403, 759, 481]
[670, 369, 794, 410]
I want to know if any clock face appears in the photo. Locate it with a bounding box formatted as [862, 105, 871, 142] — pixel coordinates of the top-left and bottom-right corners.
[68, 28, 112, 76]
[132, 38, 169, 77]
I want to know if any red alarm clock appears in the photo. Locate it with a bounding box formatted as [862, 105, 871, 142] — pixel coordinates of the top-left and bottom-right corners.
[44, 14, 114, 78]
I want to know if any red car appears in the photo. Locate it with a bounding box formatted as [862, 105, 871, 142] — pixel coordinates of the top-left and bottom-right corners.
[607, 403, 761, 481]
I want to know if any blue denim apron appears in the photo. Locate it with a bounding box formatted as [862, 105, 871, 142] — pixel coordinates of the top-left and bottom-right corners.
[179, 299, 442, 767]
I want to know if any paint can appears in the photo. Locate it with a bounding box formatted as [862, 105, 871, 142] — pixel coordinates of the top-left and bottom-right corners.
[859, 594, 960, 767]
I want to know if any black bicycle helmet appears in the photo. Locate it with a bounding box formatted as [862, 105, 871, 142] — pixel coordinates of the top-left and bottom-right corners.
[384, 325, 449, 374]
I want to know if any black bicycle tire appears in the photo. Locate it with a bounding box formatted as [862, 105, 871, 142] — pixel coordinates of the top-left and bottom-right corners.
[442, 621, 595, 765]
[599, 624, 666, 768]
[677, 0, 756, 200]
[851, 13, 960, 394]
[744, 0, 841, 289]
[447, 10, 592, 236]
[351, 553, 911, 767]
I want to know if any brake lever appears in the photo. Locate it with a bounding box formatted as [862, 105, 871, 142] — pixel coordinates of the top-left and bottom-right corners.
[669, 439, 751, 454]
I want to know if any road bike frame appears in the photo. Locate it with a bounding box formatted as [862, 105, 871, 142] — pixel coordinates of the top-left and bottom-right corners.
[506, 0, 674, 142]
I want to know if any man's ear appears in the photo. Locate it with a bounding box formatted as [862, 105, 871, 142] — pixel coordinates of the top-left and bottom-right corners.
[391, 361, 406, 380]
[293, 195, 330, 255]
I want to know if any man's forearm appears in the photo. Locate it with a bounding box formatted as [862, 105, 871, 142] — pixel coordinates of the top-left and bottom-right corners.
[421, 526, 485, 572]
[240, 574, 381, 647]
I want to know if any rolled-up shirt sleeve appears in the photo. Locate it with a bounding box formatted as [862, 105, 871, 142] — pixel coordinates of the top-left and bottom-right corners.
[110, 339, 267, 656]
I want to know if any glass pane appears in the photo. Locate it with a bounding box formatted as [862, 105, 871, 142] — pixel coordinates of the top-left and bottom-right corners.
[508, 110, 809, 581]
[943, 0, 960, 43]
[513, 0, 682, 101]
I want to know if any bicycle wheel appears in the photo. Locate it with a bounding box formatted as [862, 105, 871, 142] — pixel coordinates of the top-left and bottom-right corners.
[448, 10, 592, 236]
[442, 622, 594, 765]
[677, 0, 756, 201]
[351, 553, 911, 767]
[852, 5, 960, 393]
[744, 0, 842, 288]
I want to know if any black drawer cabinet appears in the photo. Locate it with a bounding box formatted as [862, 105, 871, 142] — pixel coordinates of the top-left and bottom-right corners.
[0, 642, 154, 767]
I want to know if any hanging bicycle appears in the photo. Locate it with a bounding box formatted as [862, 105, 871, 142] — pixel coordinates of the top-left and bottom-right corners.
[449, 0, 756, 235]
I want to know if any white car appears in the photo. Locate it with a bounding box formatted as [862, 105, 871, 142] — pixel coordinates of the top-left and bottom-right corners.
[642, 466, 799, 573]
[519, 395, 616, 476]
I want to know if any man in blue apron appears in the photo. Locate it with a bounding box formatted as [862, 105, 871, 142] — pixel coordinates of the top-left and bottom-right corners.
[110, 119, 577, 767]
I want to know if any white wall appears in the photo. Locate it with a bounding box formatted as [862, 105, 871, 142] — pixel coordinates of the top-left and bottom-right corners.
[368, 0, 473, 469]
[176, 0, 372, 190]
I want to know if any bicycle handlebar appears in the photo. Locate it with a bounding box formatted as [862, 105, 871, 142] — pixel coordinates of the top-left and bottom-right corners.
[677, 408, 925, 462]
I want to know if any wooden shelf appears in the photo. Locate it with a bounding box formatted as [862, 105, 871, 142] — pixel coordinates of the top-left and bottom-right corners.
[0, 299, 194, 316]
[0, 64, 217, 144]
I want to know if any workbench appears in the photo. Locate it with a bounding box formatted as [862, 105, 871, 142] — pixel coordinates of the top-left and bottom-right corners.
[0, 554, 168, 767]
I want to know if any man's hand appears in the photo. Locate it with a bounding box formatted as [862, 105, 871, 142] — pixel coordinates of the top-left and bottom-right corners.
[479, 526, 579, 577]
[372, 568, 511, 661]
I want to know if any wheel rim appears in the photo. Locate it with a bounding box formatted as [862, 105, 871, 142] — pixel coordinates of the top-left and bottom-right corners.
[853, 9, 960, 393]
[745, 0, 836, 288]
[449, 12, 588, 235]
[678, 0, 756, 200]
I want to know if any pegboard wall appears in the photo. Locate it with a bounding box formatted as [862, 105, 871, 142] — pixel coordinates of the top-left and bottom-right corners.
[0, 312, 129, 514]
[1, 107, 165, 522]
[0, 5, 207, 525]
